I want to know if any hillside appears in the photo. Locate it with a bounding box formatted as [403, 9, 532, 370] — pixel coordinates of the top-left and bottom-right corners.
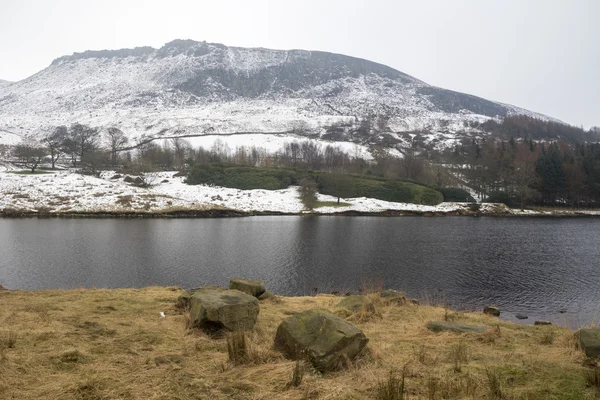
[0, 40, 552, 154]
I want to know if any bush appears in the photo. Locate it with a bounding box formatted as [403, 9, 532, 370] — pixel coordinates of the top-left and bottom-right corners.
[436, 187, 475, 202]
[485, 192, 518, 208]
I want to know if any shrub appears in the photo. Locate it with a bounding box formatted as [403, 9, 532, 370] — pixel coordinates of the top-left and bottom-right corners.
[437, 187, 475, 202]
[485, 192, 518, 208]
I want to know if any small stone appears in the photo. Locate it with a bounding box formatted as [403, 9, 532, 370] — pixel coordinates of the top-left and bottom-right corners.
[534, 320, 552, 326]
[411, 299, 420, 305]
[483, 306, 501, 317]
[558, 309, 567, 314]
[515, 314, 528, 320]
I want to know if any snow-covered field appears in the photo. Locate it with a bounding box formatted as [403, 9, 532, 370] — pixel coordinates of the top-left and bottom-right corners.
[0, 167, 466, 215]
[1, 168, 599, 217]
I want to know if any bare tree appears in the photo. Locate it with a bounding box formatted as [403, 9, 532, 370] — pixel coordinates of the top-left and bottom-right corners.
[70, 123, 100, 163]
[106, 127, 129, 165]
[43, 126, 67, 169]
[170, 137, 191, 168]
[14, 143, 47, 172]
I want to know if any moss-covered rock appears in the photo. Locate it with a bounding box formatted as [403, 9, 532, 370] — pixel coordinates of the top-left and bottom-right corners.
[483, 306, 500, 317]
[189, 288, 259, 332]
[176, 286, 223, 310]
[257, 290, 275, 301]
[577, 328, 600, 358]
[380, 289, 407, 305]
[337, 295, 375, 314]
[426, 321, 486, 333]
[229, 279, 266, 298]
[274, 309, 368, 372]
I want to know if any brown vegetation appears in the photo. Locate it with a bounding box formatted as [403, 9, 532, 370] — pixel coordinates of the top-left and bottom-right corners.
[0, 287, 595, 399]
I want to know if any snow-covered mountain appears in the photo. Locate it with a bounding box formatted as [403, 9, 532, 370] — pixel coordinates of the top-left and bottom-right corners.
[0, 39, 552, 153]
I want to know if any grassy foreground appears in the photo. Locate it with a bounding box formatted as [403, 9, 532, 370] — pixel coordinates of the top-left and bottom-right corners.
[0, 287, 596, 399]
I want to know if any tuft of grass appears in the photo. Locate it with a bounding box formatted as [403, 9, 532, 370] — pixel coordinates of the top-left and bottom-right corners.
[485, 367, 503, 399]
[539, 328, 556, 345]
[375, 367, 406, 400]
[0, 330, 17, 349]
[585, 367, 600, 390]
[448, 340, 469, 373]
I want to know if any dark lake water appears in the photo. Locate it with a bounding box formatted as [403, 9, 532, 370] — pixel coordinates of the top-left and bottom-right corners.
[1, 216, 599, 326]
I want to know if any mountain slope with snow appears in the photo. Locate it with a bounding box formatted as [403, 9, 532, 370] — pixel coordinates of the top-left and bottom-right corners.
[0, 39, 553, 152]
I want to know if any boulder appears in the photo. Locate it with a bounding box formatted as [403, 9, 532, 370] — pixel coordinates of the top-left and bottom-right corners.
[257, 290, 275, 301]
[189, 289, 259, 332]
[380, 289, 407, 305]
[411, 299, 420, 305]
[577, 328, 600, 358]
[274, 309, 369, 372]
[426, 321, 486, 333]
[229, 279, 266, 298]
[483, 306, 501, 317]
[534, 320, 552, 326]
[123, 175, 134, 183]
[515, 314, 528, 320]
[176, 286, 223, 310]
[337, 295, 375, 314]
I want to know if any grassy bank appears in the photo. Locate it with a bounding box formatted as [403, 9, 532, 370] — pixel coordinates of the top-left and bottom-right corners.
[185, 165, 444, 205]
[0, 287, 595, 399]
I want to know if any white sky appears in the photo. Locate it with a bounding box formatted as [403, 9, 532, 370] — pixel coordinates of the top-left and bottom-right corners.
[0, 0, 598, 127]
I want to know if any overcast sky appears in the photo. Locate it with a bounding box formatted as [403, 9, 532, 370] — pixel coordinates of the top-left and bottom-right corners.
[0, 0, 598, 127]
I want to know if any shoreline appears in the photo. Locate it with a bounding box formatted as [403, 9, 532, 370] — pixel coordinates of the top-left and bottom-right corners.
[2, 207, 600, 219]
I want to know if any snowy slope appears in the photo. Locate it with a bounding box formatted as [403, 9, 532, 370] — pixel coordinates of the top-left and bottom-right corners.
[0, 40, 552, 151]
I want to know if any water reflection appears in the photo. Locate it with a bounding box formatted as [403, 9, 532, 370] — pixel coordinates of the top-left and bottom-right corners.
[1, 216, 599, 326]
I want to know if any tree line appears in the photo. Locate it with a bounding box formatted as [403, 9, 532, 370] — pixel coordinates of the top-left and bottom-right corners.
[446, 137, 600, 208]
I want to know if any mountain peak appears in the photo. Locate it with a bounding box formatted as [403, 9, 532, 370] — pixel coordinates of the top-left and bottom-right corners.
[1, 39, 553, 151]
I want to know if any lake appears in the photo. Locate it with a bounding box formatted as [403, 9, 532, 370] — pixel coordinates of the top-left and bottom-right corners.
[1, 216, 599, 326]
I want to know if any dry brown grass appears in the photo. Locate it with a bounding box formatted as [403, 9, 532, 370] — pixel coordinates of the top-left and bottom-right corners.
[0, 287, 596, 399]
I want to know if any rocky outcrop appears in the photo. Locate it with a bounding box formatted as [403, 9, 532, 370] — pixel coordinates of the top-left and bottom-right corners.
[274, 309, 368, 372]
[188, 288, 259, 332]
